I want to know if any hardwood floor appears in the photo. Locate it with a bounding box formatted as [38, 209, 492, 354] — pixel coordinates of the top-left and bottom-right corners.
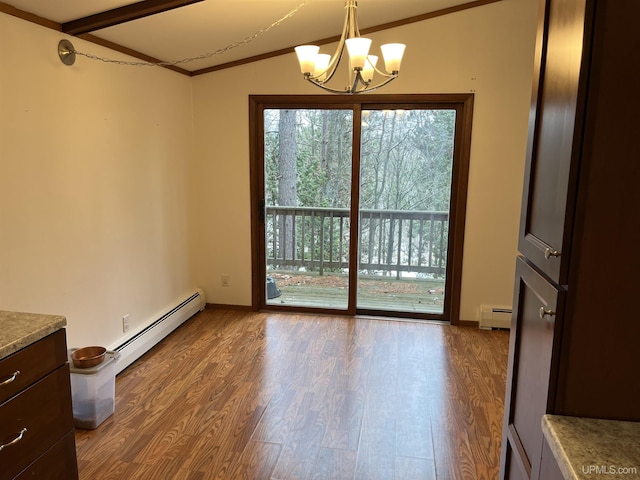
[75, 309, 509, 479]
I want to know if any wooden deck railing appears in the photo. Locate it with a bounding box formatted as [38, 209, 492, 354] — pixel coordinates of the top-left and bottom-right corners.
[266, 206, 449, 277]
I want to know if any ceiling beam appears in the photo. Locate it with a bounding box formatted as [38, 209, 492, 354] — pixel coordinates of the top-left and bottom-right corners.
[62, 0, 205, 36]
[0, 2, 61, 30]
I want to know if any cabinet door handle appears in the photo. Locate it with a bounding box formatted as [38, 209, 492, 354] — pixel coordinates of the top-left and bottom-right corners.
[539, 307, 555, 319]
[0, 428, 27, 452]
[0, 370, 20, 387]
[544, 247, 561, 259]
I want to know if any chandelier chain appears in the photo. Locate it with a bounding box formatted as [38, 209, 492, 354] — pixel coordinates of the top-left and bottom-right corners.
[71, 0, 313, 67]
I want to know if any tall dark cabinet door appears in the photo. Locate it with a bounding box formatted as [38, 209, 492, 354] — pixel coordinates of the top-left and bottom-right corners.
[518, 0, 591, 285]
[553, 0, 640, 421]
[503, 1, 640, 478]
[500, 258, 564, 479]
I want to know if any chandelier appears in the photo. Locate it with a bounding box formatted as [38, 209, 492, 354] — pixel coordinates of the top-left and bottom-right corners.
[294, 0, 406, 94]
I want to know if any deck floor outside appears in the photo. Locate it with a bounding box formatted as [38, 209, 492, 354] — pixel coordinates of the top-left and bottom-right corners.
[266, 271, 446, 313]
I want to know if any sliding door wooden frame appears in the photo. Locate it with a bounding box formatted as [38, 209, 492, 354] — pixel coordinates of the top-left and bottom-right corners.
[249, 93, 474, 325]
[347, 102, 363, 316]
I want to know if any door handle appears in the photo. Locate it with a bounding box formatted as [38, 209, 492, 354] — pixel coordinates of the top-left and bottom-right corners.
[539, 307, 555, 319]
[544, 247, 561, 260]
[0, 428, 27, 452]
[0, 370, 20, 387]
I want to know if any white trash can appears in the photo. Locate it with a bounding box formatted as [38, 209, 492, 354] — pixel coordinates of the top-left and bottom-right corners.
[69, 351, 118, 429]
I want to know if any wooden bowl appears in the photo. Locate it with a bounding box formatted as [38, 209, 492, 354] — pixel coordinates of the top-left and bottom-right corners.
[71, 346, 107, 368]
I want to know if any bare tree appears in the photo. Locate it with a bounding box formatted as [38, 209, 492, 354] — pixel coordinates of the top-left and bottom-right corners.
[278, 109, 297, 263]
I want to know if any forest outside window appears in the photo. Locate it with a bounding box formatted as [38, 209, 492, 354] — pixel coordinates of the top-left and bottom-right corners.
[249, 94, 473, 323]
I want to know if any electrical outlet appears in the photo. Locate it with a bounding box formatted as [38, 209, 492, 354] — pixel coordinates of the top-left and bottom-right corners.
[221, 274, 230, 287]
[122, 314, 130, 333]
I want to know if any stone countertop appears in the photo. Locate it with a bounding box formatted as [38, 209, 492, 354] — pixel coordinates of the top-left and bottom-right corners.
[542, 415, 640, 479]
[0, 310, 67, 360]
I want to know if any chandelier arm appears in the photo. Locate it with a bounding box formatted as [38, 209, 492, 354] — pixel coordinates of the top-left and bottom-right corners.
[356, 75, 398, 93]
[305, 71, 398, 94]
[346, 0, 360, 38]
[348, 69, 369, 93]
[309, 0, 352, 83]
[371, 64, 399, 79]
[304, 77, 354, 94]
[313, 45, 344, 84]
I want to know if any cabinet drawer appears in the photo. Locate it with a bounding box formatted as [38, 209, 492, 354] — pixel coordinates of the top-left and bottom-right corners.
[13, 430, 78, 480]
[0, 330, 68, 404]
[0, 365, 74, 479]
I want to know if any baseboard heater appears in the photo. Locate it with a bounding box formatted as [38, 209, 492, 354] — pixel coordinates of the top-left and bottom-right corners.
[480, 305, 512, 330]
[112, 288, 206, 374]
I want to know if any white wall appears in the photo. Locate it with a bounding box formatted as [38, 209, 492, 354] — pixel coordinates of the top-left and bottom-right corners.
[191, 0, 539, 322]
[0, 14, 197, 348]
[1, 0, 539, 336]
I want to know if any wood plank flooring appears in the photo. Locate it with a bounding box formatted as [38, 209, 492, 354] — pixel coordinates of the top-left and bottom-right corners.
[74, 309, 509, 479]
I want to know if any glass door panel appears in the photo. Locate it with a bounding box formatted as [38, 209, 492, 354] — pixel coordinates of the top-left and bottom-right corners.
[264, 108, 353, 309]
[357, 109, 456, 314]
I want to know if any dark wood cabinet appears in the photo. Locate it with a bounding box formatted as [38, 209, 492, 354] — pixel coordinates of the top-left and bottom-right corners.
[501, 0, 640, 478]
[0, 330, 78, 480]
[539, 438, 564, 480]
[502, 258, 564, 478]
[518, 0, 589, 286]
[13, 432, 78, 480]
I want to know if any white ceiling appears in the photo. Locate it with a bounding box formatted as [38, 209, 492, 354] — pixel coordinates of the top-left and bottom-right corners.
[4, 0, 483, 73]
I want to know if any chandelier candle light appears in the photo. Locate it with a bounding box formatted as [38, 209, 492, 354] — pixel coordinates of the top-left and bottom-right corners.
[295, 0, 405, 94]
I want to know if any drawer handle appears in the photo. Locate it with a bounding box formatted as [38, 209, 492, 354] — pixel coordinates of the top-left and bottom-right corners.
[544, 247, 561, 259]
[0, 428, 27, 452]
[539, 307, 555, 319]
[0, 370, 20, 387]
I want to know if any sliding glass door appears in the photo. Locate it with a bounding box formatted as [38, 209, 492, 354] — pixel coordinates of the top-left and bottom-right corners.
[263, 108, 353, 310]
[250, 95, 472, 323]
[357, 108, 456, 314]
